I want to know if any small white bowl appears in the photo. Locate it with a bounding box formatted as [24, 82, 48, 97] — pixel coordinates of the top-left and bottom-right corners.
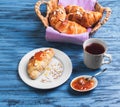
[70, 75, 98, 92]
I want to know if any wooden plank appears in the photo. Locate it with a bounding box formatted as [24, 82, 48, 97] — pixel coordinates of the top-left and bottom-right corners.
[0, 0, 120, 106]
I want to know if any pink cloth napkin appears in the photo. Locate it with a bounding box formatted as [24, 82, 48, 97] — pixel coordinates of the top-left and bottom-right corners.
[45, 0, 97, 45]
[59, 0, 96, 10]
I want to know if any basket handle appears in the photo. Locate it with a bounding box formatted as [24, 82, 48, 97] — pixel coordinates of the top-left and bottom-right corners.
[35, 0, 51, 27]
[90, 3, 112, 35]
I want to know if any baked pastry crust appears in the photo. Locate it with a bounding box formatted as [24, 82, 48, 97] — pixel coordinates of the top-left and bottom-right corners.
[49, 5, 87, 34]
[27, 48, 55, 79]
[65, 5, 102, 28]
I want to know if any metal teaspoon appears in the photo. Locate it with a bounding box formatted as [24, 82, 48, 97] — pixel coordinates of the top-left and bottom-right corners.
[86, 68, 107, 81]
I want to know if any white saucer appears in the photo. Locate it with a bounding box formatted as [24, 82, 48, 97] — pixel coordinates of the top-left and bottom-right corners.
[70, 75, 98, 92]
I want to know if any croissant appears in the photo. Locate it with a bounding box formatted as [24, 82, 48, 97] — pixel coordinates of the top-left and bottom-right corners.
[27, 48, 55, 80]
[49, 5, 87, 34]
[65, 5, 85, 14]
[65, 5, 102, 28]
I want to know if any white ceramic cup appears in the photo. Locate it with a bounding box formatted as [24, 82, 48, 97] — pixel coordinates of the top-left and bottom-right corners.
[83, 38, 112, 69]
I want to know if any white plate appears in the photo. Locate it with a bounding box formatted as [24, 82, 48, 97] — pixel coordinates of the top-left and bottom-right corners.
[18, 47, 72, 89]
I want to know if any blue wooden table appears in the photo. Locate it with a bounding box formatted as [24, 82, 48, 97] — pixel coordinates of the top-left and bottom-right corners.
[0, 0, 120, 106]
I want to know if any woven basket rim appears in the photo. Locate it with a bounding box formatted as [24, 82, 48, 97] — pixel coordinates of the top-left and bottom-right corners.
[35, 0, 112, 35]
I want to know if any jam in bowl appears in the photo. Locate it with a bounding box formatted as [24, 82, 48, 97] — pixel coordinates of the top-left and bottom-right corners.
[70, 75, 98, 92]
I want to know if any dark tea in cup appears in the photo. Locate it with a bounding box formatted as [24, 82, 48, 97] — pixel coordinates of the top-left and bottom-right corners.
[85, 43, 105, 55]
[83, 38, 112, 69]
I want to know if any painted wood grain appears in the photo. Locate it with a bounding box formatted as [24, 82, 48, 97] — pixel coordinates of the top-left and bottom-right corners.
[0, 0, 120, 107]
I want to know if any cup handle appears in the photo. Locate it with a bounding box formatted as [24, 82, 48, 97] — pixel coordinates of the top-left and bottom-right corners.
[102, 53, 112, 65]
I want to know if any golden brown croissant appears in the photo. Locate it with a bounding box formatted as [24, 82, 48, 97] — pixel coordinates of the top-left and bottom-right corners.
[49, 5, 87, 34]
[27, 48, 55, 80]
[65, 5, 102, 28]
[65, 5, 85, 14]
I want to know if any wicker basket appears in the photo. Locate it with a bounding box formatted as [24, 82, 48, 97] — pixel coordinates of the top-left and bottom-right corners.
[35, 0, 111, 36]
